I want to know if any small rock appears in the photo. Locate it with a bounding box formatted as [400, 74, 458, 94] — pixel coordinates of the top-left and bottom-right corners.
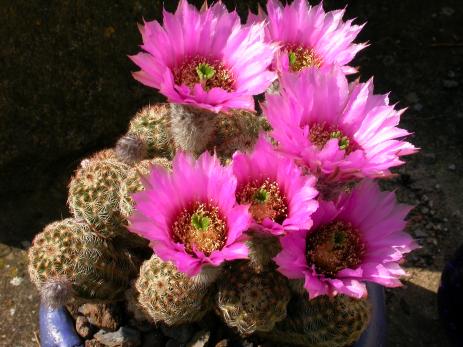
[86, 339, 106, 347]
[187, 329, 210, 347]
[441, 6, 455, 16]
[142, 331, 164, 347]
[9, 276, 24, 286]
[161, 324, 194, 344]
[443, 80, 458, 89]
[76, 315, 96, 339]
[65, 303, 81, 320]
[166, 339, 181, 347]
[216, 340, 229, 347]
[9, 308, 15, 316]
[448, 164, 456, 171]
[79, 303, 121, 331]
[94, 327, 141, 347]
[413, 103, 423, 111]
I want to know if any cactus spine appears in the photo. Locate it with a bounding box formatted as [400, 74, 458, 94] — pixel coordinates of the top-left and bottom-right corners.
[119, 158, 172, 218]
[215, 263, 291, 335]
[170, 104, 268, 160]
[115, 134, 147, 165]
[68, 157, 129, 237]
[28, 219, 140, 305]
[127, 104, 175, 159]
[245, 231, 281, 273]
[170, 103, 218, 156]
[208, 110, 265, 160]
[134, 255, 212, 326]
[260, 294, 372, 347]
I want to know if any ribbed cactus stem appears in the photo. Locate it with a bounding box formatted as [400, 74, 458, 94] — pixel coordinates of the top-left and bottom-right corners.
[115, 134, 147, 165]
[28, 218, 140, 304]
[127, 104, 175, 159]
[40, 278, 73, 309]
[190, 265, 222, 287]
[68, 157, 130, 238]
[207, 110, 265, 160]
[134, 255, 212, 326]
[260, 293, 372, 347]
[245, 231, 281, 273]
[170, 103, 217, 156]
[119, 158, 172, 218]
[215, 263, 291, 335]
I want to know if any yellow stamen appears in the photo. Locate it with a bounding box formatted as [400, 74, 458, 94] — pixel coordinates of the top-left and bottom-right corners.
[237, 178, 288, 224]
[286, 44, 323, 72]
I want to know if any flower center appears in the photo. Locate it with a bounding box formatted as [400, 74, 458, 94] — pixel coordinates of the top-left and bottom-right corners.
[171, 202, 227, 256]
[306, 221, 365, 278]
[309, 122, 355, 153]
[236, 178, 288, 224]
[173, 57, 235, 92]
[286, 44, 323, 72]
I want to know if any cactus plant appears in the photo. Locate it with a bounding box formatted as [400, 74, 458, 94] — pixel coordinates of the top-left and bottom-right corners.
[115, 134, 148, 165]
[133, 255, 212, 326]
[33, 2, 419, 346]
[207, 110, 267, 160]
[67, 157, 130, 238]
[170, 105, 268, 159]
[170, 103, 217, 156]
[28, 219, 140, 306]
[245, 231, 281, 273]
[260, 294, 372, 347]
[127, 104, 175, 159]
[119, 157, 172, 218]
[215, 263, 291, 335]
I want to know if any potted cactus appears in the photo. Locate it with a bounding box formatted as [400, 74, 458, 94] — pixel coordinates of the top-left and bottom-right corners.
[29, 1, 418, 346]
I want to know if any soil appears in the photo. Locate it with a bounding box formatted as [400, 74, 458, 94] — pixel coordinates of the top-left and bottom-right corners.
[0, 0, 462, 346]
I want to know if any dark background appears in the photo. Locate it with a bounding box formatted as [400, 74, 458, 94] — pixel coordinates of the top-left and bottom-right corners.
[0, 1, 462, 346]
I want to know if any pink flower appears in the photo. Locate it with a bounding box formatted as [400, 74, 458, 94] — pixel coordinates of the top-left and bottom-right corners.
[232, 135, 318, 235]
[274, 180, 419, 299]
[130, 0, 277, 113]
[129, 151, 252, 276]
[248, 0, 367, 74]
[264, 68, 417, 183]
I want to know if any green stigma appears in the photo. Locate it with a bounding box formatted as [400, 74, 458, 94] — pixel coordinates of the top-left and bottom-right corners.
[288, 51, 297, 67]
[253, 188, 269, 204]
[191, 213, 211, 231]
[333, 231, 346, 247]
[196, 63, 216, 81]
[330, 131, 350, 151]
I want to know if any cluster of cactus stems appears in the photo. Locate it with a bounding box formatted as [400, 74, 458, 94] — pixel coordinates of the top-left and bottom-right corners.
[27, 1, 420, 346]
[28, 101, 370, 345]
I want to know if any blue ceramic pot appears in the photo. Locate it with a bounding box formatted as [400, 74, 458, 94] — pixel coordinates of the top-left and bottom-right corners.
[39, 304, 83, 347]
[39, 283, 385, 347]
